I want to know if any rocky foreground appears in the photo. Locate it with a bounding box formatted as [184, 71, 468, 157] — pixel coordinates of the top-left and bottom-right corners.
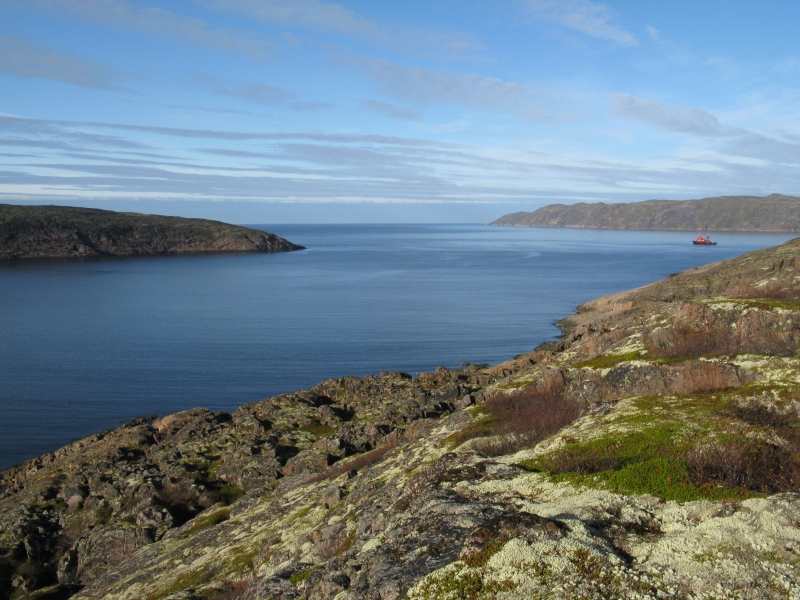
[0, 205, 303, 260]
[3, 239, 800, 599]
[490, 193, 800, 231]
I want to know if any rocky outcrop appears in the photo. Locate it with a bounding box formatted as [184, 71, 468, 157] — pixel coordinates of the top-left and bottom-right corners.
[0, 205, 303, 260]
[490, 193, 800, 231]
[4, 237, 800, 599]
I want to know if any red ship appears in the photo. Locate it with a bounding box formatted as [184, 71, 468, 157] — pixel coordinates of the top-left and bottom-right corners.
[693, 232, 717, 245]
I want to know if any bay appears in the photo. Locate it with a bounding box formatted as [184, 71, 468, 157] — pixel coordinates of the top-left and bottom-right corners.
[0, 224, 795, 470]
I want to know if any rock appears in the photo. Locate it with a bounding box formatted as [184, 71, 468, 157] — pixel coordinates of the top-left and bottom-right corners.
[321, 485, 342, 508]
[60, 526, 154, 585]
[0, 205, 304, 260]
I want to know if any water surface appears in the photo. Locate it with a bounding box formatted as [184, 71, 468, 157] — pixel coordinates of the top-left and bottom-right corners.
[0, 225, 794, 469]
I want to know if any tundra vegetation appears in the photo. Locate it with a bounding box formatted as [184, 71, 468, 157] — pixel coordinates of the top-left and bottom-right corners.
[3, 238, 800, 599]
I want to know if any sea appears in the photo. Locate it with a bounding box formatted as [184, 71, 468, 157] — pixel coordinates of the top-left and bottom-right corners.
[1, 224, 796, 471]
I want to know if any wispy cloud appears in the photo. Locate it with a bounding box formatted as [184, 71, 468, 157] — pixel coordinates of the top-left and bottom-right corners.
[612, 93, 727, 136]
[2, 115, 796, 206]
[0, 35, 118, 89]
[199, 0, 480, 56]
[13, 0, 272, 61]
[612, 93, 800, 165]
[189, 74, 333, 111]
[517, 0, 637, 46]
[356, 57, 550, 121]
[360, 100, 420, 121]
[645, 25, 660, 41]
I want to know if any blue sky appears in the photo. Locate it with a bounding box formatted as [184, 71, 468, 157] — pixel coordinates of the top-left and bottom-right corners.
[0, 0, 798, 223]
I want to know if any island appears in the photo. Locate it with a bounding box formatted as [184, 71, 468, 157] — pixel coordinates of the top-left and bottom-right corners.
[0, 204, 303, 260]
[490, 192, 800, 231]
[3, 239, 800, 598]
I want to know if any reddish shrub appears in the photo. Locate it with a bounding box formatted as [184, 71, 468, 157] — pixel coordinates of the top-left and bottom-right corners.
[458, 387, 580, 457]
[684, 438, 800, 494]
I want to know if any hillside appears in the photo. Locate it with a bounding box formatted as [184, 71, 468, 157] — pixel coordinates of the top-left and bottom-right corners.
[3, 239, 800, 598]
[0, 205, 303, 260]
[490, 193, 800, 231]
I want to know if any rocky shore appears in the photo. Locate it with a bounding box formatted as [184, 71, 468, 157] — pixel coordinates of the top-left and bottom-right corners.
[3, 237, 800, 599]
[0, 205, 303, 260]
[490, 193, 800, 231]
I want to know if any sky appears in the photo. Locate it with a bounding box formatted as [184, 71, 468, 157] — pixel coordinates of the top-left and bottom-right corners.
[0, 0, 799, 223]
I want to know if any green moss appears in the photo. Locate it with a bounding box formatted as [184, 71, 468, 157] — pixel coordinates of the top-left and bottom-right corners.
[518, 404, 753, 501]
[411, 564, 519, 600]
[705, 297, 800, 311]
[216, 484, 245, 505]
[148, 567, 212, 600]
[496, 378, 536, 390]
[182, 506, 231, 537]
[572, 351, 646, 370]
[299, 421, 336, 436]
[289, 565, 317, 585]
[290, 505, 313, 521]
[442, 415, 496, 448]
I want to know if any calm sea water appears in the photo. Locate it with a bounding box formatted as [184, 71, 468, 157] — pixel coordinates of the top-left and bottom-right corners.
[1, 225, 795, 470]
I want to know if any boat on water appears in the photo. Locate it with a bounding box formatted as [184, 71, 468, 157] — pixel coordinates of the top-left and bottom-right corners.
[693, 232, 717, 245]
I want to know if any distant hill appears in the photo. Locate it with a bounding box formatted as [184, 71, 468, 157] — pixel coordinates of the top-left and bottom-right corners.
[0, 204, 304, 260]
[489, 193, 800, 231]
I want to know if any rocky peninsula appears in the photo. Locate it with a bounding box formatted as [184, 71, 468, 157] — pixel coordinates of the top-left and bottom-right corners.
[3, 237, 800, 599]
[490, 193, 800, 231]
[0, 205, 303, 260]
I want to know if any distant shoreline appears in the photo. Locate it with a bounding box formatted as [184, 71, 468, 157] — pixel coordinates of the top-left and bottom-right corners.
[0, 204, 304, 260]
[490, 193, 800, 232]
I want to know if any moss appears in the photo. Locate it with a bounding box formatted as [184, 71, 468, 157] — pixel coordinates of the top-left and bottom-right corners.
[462, 537, 509, 568]
[290, 505, 313, 521]
[289, 565, 317, 585]
[148, 567, 213, 600]
[299, 421, 336, 437]
[410, 563, 518, 600]
[442, 416, 497, 448]
[225, 547, 260, 575]
[496, 378, 536, 390]
[572, 350, 646, 369]
[182, 506, 231, 537]
[706, 297, 800, 311]
[216, 484, 245, 505]
[519, 406, 752, 501]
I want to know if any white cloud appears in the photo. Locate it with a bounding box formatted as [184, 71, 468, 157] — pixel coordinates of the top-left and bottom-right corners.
[645, 25, 660, 40]
[357, 58, 550, 121]
[199, 0, 480, 55]
[518, 0, 638, 46]
[12, 0, 272, 61]
[613, 93, 800, 165]
[360, 100, 420, 121]
[612, 93, 726, 136]
[0, 35, 118, 89]
[200, 0, 381, 38]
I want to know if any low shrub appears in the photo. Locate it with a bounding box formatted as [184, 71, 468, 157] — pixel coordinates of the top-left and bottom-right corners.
[684, 438, 800, 494]
[454, 387, 580, 457]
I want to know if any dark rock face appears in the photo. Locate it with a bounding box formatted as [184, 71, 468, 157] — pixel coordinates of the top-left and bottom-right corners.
[0, 204, 303, 260]
[489, 193, 800, 231]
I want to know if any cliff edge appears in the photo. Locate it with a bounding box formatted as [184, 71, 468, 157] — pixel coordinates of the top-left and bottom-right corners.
[3, 238, 800, 599]
[0, 205, 303, 260]
[490, 193, 800, 231]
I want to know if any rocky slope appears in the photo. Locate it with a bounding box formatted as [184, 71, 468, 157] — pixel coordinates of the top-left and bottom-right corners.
[490, 193, 800, 231]
[0, 205, 303, 260]
[3, 237, 800, 599]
